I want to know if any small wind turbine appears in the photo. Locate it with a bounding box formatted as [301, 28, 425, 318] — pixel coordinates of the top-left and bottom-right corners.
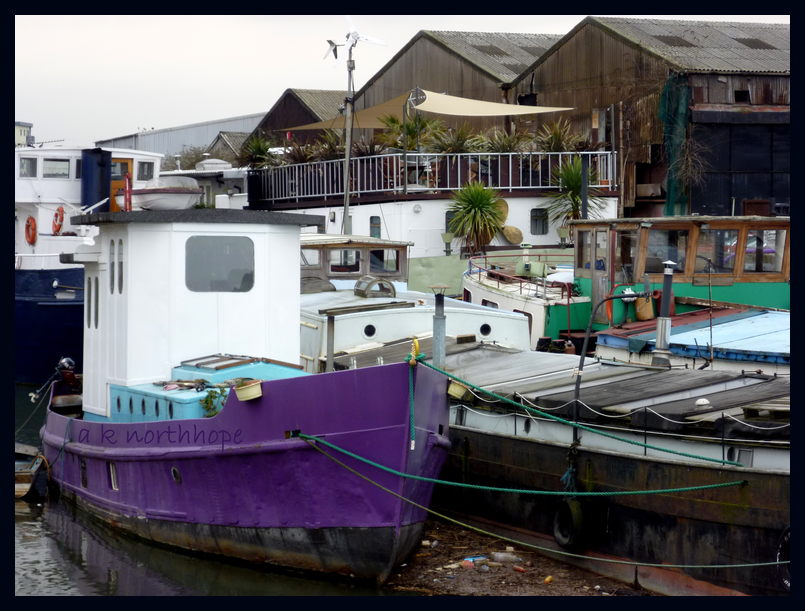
[325, 19, 385, 234]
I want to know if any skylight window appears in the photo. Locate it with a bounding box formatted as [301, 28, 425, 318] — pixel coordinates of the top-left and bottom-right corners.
[734, 37, 776, 50]
[653, 35, 696, 47]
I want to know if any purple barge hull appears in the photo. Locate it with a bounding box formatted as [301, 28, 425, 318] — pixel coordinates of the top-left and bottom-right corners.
[41, 362, 450, 582]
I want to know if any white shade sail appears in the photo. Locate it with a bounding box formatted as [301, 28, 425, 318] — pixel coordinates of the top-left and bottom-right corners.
[284, 89, 571, 131]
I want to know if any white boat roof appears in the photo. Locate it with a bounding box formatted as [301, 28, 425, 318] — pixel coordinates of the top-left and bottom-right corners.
[300, 233, 413, 248]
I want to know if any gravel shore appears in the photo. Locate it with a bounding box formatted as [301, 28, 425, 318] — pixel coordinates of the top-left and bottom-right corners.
[385, 519, 658, 597]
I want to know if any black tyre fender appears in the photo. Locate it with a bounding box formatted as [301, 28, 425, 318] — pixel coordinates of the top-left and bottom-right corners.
[553, 498, 584, 549]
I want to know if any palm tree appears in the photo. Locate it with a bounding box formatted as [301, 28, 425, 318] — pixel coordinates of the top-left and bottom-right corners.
[533, 118, 584, 152]
[238, 135, 280, 168]
[376, 114, 444, 151]
[447, 181, 507, 255]
[546, 156, 607, 227]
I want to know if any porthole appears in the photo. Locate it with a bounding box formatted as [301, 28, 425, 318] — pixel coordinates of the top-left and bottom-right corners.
[116, 396, 121, 412]
[168, 402, 174, 419]
[129, 397, 133, 414]
[364, 324, 376, 338]
[141, 398, 146, 415]
[155, 400, 159, 418]
[524, 418, 531, 434]
[480, 323, 492, 336]
[170, 467, 182, 483]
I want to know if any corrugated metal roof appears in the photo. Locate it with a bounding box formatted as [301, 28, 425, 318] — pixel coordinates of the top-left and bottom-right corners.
[596, 309, 790, 363]
[292, 89, 349, 121]
[218, 131, 250, 153]
[424, 31, 563, 82]
[591, 17, 790, 74]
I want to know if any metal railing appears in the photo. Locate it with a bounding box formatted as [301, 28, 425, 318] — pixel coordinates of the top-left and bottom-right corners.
[466, 252, 576, 299]
[247, 150, 617, 204]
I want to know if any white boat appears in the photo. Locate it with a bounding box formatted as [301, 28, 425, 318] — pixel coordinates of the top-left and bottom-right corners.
[296, 233, 531, 373]
[121, 176, 203, 210]
[14, 145, 165, 382]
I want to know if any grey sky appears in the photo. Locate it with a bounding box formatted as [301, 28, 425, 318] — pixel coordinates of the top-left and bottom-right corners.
[15, 14, 789, 146]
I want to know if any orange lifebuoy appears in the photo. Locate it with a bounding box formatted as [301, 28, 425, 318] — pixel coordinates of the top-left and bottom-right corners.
[25, 216, 37, 245]
[52, 206, 64, 234]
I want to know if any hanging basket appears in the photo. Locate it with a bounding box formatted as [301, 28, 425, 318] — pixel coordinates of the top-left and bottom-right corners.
[235, 380, 263, 401]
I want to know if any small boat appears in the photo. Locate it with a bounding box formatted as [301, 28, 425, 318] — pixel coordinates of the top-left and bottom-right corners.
[121, 176, 203, 210]
[40, 208, 450, 583]
[15, 443, 47, 501]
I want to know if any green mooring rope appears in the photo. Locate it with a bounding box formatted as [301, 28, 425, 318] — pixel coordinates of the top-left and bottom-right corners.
[297, 433, 746, 497]
[412, 352, 744, 467]
[301, 437, 787, 571]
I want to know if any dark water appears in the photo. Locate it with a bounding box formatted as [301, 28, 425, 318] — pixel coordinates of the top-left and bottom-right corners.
[14, 383, 405, 596]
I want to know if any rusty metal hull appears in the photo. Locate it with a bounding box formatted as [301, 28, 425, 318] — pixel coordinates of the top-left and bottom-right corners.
[41, 363, 450, 583]
[57, 486, 423, 582]
[438, 427, 790, 596]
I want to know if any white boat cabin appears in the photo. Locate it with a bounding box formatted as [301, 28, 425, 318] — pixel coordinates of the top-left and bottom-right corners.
[61, 209, 322, 418]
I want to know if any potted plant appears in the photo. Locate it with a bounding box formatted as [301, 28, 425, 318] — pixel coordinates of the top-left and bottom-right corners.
[377, 114, 445, 188]
[478, 128, 529, 189]
[233, 378, 263, 401]
[352, 138, 389, 191]
[532, 119, 585, 185]
[429, 123, 483, 189]
[447, 181, 507, 256]
[238, 134, 282, 169]
[546, 156, 607, 233]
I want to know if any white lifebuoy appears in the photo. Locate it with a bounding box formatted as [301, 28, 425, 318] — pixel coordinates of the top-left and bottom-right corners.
[52, 206, 65, 234]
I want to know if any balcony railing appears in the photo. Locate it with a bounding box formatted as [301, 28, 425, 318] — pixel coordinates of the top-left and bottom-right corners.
[247, 150, 617, 205]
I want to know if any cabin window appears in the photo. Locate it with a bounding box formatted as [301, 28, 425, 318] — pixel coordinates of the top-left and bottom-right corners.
[76, 159, 82, 179]
[94, 277, 99, 328]
[575, 230, 591, 270]
[137, 161, 155, 181]
[328, 249, 361, 273]
[369, 215, 381, 238]
[481, 299, 499, 309]
[19, 157, 37, 177]
[530, 209, 548, 235]
[185, 236, 254, 292]
[110, 161, 128, 180]
[695, 229, 739, 273]
[118, 239, 124, 293]
[86, 276, 92, 328]
[369, 249, 399, 273]
[463, 289, 472, 302]
[645, 229, 688, 273]
[109, 240, 115, 293]
[43, 158, 70, 179]
[744, 229, 786, 273]
[107, 462, 119, 491]
[614, 230, 639, 283]
[445, 210, 456, 232]
[300, 248, 320, 268]
[594, 231, 608, 271]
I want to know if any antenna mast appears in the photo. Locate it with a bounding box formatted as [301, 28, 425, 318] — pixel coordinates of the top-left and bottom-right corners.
[341, 33, 357, 235]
